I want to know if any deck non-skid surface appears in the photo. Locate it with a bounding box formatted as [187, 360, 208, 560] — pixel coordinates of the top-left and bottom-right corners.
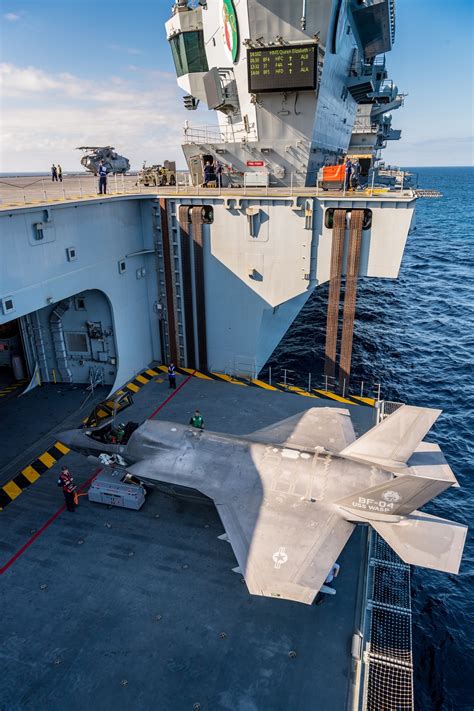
[0, 369, 373, 710]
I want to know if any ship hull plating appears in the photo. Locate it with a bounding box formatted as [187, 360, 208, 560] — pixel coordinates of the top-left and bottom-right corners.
[0, 190, 414, 387]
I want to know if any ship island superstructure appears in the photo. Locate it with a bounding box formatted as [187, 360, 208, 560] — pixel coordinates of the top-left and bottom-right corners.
[0, 0, 415, 393]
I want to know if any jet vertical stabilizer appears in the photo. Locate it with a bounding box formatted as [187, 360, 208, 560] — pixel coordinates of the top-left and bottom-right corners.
[336, 471, 456, 519]
[339, 404, 442, 470]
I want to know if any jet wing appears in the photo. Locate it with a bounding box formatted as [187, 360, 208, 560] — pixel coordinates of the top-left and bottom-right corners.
[216, 496, 355, 605]
[124, 455, 355, 605]
[245, 407, 355, 453]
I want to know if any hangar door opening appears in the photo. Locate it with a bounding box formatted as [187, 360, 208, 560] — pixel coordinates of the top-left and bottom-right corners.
[0, 319, 28, 389]
[18, 289, 118, 387]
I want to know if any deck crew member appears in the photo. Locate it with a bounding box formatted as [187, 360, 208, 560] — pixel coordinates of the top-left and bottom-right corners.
[189, 410, 204, 429]
[168, 363, 177, 389]
[57, 164, 63, 182]
[57, 465, 77, 512]
[116, 423, 126, 443]
[344, 157, 352, 191]
[98, 160, 108, 195]
[203, 161, 215, 186]
[216, 161, 223, 188]
[350, 159, 360, 189]
[51, 164, 58, 182]
[314, 561, 341, 605]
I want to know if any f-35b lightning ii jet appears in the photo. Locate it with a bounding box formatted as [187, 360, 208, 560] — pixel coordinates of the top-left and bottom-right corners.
[59, 402, 467, 605]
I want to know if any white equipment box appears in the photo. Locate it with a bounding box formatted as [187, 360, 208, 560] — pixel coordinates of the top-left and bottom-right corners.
[88, 468, 146, 510]
[243, 171, 269, 187]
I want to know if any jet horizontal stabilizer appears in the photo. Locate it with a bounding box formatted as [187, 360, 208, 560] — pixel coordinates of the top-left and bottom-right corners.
[370, 512, 467, 574]
[340, 405, 441, 470]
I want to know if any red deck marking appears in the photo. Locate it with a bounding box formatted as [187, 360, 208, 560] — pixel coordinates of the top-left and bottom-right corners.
[0, 370, 195, 574]
[0, 467, 102, 575]
[148, 370, 195, 420]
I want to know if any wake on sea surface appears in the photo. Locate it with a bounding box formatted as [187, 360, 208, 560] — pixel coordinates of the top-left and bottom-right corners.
[266, 167, 474, 711]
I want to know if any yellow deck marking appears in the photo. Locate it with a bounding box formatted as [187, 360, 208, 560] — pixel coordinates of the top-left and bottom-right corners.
[157, 365, 169, 373]
[21, 465, 41, 483]
[96, 408, 109, 418]
[135, 375, 149, 385]
[145, 369, 158, 377]
[54, 441, 70, 454]
[38, 452, 56, 469]
[313, 389, 354, 404]
[350, 396, 376, 406]
[212, 373, 247, 386]
[3, 481, 22, 500]
[251, 379, 278, 391]
[278, 384, 319, 398]
[126, 382, 140, 393]
[180, 368, 213, 380]
[115, 389, 125, 396]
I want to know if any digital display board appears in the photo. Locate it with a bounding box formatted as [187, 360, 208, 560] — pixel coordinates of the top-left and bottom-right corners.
[247, 44, 317, 93]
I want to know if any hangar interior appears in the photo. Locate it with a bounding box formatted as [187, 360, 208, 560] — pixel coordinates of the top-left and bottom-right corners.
[0, 289, 117, 387]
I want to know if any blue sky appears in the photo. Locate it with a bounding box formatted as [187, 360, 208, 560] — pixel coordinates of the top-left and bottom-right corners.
[0, 0, 472, 171]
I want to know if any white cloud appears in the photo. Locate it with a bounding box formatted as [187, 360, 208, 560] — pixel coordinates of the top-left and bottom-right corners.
[0, 63, 61, 93]
[0, 62, 214, 172]
[107, 43, 142, 56]
[3, 12, 21, 21]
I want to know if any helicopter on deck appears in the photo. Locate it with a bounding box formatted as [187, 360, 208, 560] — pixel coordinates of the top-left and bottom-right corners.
[76, 146, 130, 175]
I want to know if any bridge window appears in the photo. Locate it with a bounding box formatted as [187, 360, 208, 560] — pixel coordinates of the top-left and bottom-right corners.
[170, 31, 208, 77]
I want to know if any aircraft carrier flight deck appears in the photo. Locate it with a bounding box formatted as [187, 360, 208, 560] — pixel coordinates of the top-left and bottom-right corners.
[0, 369, 374, 711]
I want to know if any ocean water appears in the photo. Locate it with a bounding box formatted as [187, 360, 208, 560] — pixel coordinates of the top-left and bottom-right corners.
[266, 167, 474, 710]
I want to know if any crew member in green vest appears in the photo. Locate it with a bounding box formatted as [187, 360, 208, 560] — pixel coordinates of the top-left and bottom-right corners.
[189, 410, 204, 429]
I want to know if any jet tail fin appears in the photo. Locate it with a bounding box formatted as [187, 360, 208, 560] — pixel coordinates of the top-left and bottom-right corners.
[340, 405, 441, 470]
[336, 471, 456, 517]
[371, 512, 467, 574]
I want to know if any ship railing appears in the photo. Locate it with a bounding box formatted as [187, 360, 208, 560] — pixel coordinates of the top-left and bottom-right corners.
[255, 366, 385, 404]
[0, 172, 416, 208]
[352, 119, 379, 134]
[183, 124, 258, 144]
[378, 399, 404, 419]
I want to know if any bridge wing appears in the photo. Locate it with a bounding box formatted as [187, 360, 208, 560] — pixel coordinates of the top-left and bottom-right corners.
[245, 407, 356, 453]
[216, 497, 355, 605]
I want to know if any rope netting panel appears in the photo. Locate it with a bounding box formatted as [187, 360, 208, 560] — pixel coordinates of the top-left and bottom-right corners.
[373, 564, 411, 610]
[372, 534, 403, 564]
[362, 533, 414, 710]
[369, 607, 412, 663]
[366, 660, 414, 711]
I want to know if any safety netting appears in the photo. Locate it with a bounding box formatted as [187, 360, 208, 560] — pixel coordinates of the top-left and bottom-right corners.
[363, 533, 414, 711]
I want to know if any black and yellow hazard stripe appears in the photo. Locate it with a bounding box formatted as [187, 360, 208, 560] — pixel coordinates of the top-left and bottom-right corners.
[83, 367, 164, 424]
[0, 441, 70, 511]
[0, 380, 27, 398]
[115, 367, 162, 396]
[156, 364, 376, 407]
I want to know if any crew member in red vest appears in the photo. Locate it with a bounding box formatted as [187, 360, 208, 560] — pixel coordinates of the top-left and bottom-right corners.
[57, 465, 77, 512]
